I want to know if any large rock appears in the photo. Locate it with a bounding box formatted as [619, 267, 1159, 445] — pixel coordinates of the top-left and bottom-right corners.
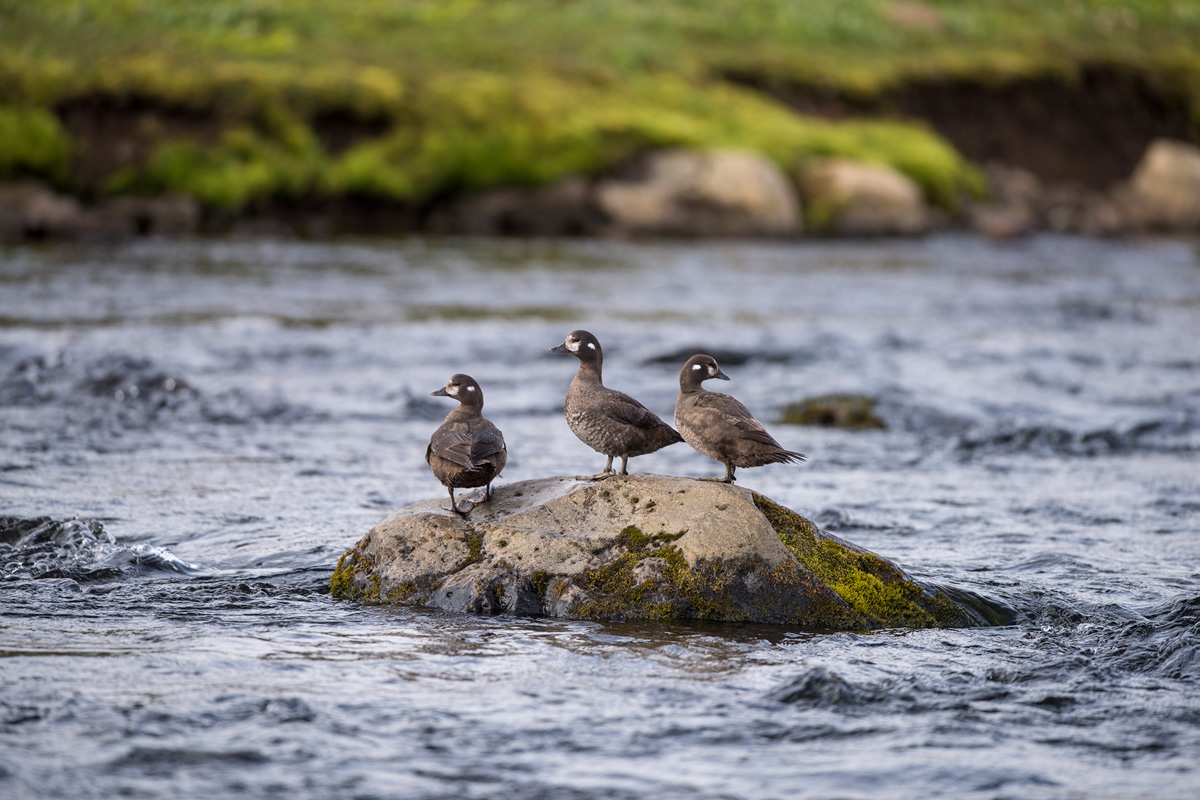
[331, 474, 1011, 629]
[0, 181, 84, 241]
[1127, 138, 1200, 231]
[0, 182, 200, 241]
[968, 162, 1040, 240]
[797, 158, 933, 236]
[425, 175, 601, 236]
[101, 194, 201, 236]
[595, 149, 801, 237]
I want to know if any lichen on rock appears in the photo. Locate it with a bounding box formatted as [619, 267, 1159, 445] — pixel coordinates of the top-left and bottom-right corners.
[330, 474, 1012, 630]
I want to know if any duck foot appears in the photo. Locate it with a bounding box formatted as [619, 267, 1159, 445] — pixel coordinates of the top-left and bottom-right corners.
[578, 455, 620, 481]
[698, 464, 736, 483]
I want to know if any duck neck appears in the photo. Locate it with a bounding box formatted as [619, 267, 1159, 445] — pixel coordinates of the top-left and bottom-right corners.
[574, 356, 603, 384]
[447, 401, 482, 420]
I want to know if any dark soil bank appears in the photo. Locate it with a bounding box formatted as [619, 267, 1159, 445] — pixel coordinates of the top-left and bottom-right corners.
[733, 66, 1194, 190]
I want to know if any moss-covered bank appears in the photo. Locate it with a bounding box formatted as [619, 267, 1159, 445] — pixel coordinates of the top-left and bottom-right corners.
[5, 1, 1199, 228]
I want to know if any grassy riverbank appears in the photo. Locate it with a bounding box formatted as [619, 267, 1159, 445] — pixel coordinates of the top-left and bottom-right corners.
[2, 1, 1198, 212]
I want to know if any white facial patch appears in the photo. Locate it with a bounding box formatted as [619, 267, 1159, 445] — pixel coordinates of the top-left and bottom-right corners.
[692, 364, 703, 370]
[466, 385, 476, 392]
[587, 343, 596, 350]
[447, 385, 458, 396]
[707, 364, 718, 376]
[567, 339, 580, 353]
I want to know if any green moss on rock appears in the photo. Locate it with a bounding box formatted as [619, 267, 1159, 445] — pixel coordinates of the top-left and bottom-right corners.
[329, 551, 357, 599]
[571, 521, 865, 627]
[330, 549, 383, 602]
[753, 493, 976, 628]
[780, 394, 887, 430]
[0, 106, 71, 182]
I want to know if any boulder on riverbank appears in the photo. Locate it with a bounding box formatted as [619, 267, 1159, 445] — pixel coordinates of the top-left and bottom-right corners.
[796, 158, 934, 236]
[1127, 138, 1200, 232]
[331, 474, 1011, 629]
[594, 149, 802, 237]
[0, 180, 200, 243]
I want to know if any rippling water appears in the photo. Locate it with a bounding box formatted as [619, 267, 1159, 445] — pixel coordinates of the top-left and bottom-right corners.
[2, 235, 1198, 799]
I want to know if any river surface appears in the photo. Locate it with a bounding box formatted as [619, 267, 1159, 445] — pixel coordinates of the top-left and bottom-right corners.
[1, 234, 1198, 799]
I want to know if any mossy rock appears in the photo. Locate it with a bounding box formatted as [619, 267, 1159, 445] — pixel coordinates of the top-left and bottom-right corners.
[331, 475, 1011, 629]
[780, 394, 887, 430]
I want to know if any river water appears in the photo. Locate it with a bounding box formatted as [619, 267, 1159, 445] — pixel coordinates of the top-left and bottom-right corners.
[1, 234, 1198, 799]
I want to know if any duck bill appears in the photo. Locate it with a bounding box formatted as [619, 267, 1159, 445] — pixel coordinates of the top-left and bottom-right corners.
[714, 369, 731, 381]
[549, 343, 569, 354]
[430, 387, 450, 397]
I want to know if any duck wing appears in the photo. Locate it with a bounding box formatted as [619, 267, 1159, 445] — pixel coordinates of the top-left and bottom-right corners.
[429, 421, 506, 470]
[692, 392, 786, 447]
[603, 388, 673, 430]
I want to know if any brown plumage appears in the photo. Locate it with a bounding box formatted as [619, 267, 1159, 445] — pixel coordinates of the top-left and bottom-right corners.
[426, 374, 507, 515]
[550, 329, 682, 478]
[675, 354, 805, 483]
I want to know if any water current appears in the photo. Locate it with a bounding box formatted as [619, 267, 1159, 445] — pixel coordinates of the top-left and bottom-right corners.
[2, 234, 1198, 799]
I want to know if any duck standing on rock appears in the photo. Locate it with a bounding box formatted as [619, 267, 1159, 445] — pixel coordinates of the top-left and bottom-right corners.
[551, 330, 683, 479]
[426, 374, 507, 515]
[675, 354, 805, 483]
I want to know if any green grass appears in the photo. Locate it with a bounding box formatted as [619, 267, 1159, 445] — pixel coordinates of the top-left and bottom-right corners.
[2, 1, 1197, 210]
[0, 106, 71, 180]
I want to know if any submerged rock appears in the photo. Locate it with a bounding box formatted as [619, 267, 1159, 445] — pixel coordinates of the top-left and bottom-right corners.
[780, 394, 887, 430]
[331, 475, 1010, 629]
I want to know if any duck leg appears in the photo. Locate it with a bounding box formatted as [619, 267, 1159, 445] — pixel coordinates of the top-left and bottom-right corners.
[699, 463, 737, 483]
[617, 456, 630, 475]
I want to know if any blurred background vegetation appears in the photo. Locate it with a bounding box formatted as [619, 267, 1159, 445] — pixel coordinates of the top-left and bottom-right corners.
[1, 0, 1197, 213]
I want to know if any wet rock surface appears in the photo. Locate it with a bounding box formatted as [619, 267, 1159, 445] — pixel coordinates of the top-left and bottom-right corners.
[332, 474, 1009, 629]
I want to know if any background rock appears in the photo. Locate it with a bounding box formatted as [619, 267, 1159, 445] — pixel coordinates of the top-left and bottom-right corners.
[102, 195, 201, 236]
[425, 175, 601, 236]
[1127, 138, 1200, 231]
[595, 149, 801, 237]
[0, 181, 84, 241]
[797, 158, 933, 236]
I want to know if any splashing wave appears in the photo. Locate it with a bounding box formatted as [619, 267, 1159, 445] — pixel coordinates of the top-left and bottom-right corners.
[0, 516, 202, 581]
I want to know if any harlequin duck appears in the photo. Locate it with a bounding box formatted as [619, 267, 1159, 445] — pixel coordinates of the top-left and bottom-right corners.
[550, 330, 682, 478]
[427, 373, 507, 515]
[675, 354, 805, 483]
